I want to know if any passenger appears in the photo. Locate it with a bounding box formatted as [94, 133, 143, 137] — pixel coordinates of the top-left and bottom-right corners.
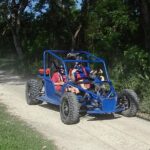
[70, 62, 91, 89]
[90, 68, 105, 81]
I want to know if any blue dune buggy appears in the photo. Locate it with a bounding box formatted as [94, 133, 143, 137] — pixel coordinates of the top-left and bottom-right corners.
[26, 50, 139, 124]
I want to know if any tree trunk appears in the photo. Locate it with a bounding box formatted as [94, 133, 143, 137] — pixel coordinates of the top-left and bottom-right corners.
[11, 29, 23, 59]
[78, 0, 90, 49]
[71, 24, 82, 50]
[10, 0, 29, 59]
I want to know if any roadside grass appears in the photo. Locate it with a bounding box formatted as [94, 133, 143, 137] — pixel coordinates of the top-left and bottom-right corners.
[0, 104, 56, 150]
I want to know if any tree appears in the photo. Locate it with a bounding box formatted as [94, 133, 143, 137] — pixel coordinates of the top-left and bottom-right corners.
[0, 0, 29, 59]
[84, 0, 139, 59]
[139, 0, 150, 50]
[125, 0, 150, 50]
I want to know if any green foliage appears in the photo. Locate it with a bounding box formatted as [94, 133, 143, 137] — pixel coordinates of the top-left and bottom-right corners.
[0, 104, 56, 150]
[140, 82, 150, 114]
[124, 46, 150, 79]
[86, 0, 138, 55]
[110, 46, 150, 114]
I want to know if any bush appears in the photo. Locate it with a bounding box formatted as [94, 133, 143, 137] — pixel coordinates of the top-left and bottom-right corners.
[110, 49, 150, 114]
[139, 80, 150, 114]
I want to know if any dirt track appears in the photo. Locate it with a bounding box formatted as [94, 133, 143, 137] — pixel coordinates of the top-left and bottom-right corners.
[0, 70, 150, 150]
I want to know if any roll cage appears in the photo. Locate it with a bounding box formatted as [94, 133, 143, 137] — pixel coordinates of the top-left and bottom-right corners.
[43, 50, 110, 82]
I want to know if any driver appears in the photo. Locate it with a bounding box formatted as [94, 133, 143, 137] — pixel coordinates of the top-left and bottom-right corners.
[51, 65, 66, 91]
[51, 65, 79, 93]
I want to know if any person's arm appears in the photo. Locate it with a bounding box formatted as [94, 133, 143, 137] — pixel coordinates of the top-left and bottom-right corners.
[54, 82, 64, 86]
[71, 69, 77, 81]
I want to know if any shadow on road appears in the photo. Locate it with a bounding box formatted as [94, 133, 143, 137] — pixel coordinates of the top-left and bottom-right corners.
[40, 103, 60, 112]
[87, 114, 121, 121]
[39, 103, 121, 122]
[0, 70, 26, 85]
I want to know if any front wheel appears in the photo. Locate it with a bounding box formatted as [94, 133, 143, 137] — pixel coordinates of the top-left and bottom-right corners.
[60, 92, 80, 125]
[118, 89, 139, 117]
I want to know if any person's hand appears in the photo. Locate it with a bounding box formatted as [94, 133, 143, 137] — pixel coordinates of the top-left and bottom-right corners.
[72, 69, 77, 74]
[59, 81, 64, 85]
[98, 69, 103, 74]
[90, 70, 97, 75]
[100, 76, 104, 81]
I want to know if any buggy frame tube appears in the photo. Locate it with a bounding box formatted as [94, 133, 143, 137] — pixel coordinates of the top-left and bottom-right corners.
[43, 50, 68, 78]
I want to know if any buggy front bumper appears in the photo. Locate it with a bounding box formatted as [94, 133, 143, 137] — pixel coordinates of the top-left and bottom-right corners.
[87, 107, 124, 114]
[86, 97, 124, 114]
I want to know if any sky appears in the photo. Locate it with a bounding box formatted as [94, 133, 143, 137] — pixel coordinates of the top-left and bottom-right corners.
[76, 0, 82, 9]
[25, 0, 82, 16]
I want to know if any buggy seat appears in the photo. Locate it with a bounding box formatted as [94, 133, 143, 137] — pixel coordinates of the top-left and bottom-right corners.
[38, 68, 50, 76]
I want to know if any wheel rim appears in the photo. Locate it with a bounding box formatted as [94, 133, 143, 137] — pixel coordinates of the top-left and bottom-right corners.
[62, 98, 69, 118]
[120, 95, 130, 110]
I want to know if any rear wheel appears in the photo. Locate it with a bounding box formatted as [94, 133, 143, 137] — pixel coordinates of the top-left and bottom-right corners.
[118, 89, 139, 117]
[26, 79, 43, 105]
[60, 92, 80, 124]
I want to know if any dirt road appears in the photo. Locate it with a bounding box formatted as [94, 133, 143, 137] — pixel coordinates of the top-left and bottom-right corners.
[0, 70, 150, 150]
